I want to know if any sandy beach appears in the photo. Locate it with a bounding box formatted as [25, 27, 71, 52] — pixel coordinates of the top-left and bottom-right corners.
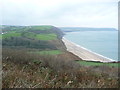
[62, 37, 116, 63]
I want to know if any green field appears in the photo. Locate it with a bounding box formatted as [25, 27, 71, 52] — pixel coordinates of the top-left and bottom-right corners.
[35, 33, 57, 40]
[2, 31, 57, 41]
[31, 50, 62, 55]
[23, 32, 57, 41]
[2, 31, 21, 39]
[2, 25, 58, 41]
[23, 32, 36, 38]
[76, 60, 119, 68]
[31, 26, 52, 31]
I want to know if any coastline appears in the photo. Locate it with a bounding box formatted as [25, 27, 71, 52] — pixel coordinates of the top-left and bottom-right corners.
[62, 37, 117, 63]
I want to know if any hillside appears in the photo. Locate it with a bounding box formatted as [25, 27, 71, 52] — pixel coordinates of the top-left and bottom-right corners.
[2, 25, 66, 50]
[2, 25, 119, 88]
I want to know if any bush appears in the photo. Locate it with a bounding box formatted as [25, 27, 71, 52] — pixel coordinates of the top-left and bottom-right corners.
[2, 48, 39, 65]
[38, 54, 80, 73]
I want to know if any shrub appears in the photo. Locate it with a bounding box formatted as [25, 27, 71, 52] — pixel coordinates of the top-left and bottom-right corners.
[39, 54, 81, 74]
[2, 48, 39, 65]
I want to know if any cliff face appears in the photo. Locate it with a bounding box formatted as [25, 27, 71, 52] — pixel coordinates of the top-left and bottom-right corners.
[2, 25, 66, 50]
[50, 26, 64, 39]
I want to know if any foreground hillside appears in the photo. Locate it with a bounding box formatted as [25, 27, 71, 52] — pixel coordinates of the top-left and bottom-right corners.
[2, 25, 119, 88]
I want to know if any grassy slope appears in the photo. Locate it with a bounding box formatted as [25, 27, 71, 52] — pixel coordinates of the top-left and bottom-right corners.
[30, 26, 53, 30]
[31, 50, 62, 55]
[2, 25, 66, 50]
[2, 31, 21, 39]
[76, 60, 119, 68]
[20, 32, 57, 41]
[2, 26, 57, 41]
[35, 33, 57, 40]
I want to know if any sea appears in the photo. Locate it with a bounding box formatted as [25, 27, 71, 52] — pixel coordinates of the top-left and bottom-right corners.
[61, 28, 118, 61]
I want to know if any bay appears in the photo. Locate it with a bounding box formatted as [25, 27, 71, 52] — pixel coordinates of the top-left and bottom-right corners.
[64, 30, 118, 61]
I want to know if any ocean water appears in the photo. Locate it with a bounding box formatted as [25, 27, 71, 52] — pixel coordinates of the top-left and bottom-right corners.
[64, 30, 118, 61]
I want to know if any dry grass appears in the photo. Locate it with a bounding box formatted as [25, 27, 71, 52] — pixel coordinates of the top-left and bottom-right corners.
[2, 48, 119, 88]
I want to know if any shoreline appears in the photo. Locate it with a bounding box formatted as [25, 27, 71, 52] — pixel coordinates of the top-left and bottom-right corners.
[62, 37, 117, 63]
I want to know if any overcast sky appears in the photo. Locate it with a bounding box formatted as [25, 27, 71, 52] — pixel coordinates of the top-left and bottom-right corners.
[1, 0, 119, 29]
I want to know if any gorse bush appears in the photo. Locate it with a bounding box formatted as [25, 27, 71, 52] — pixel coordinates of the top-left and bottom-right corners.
[40, 55, 81, 73]
[2, 48, 80, 73]
[2, 48, 39, 65]
[2, 48, 119, 88]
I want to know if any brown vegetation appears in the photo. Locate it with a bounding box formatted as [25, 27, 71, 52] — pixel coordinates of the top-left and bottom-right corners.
[2, 48, 119, 88]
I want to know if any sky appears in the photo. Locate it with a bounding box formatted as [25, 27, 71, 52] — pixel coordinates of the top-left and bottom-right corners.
[1, 0, 119, 29]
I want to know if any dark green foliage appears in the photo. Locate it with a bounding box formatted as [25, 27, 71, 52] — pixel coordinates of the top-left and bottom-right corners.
[2, 25, 64, 49]
[2, 37, 57, 49]
[28, 26, 64, 39]
[2, 26, 27, 33]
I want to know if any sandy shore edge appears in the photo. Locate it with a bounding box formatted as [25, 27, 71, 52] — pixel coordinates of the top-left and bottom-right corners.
[62, 37, 116, 63]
